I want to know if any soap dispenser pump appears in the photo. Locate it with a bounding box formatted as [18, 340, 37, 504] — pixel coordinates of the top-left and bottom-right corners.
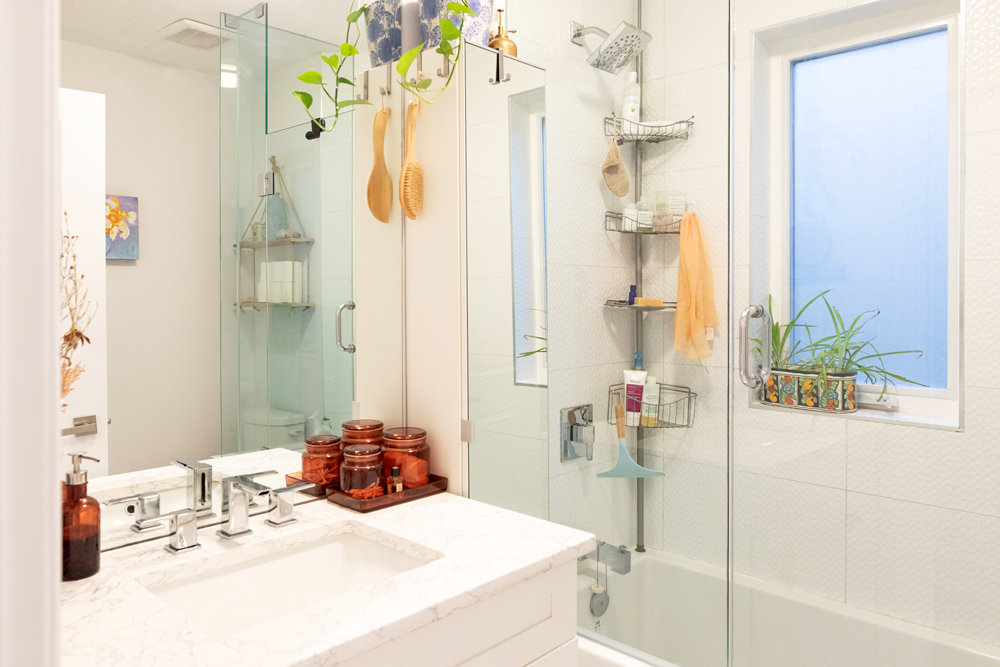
[63, 452, 101, 581]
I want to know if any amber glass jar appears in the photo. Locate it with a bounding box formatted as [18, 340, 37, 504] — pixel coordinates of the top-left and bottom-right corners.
[382, 427, 430, 489]
[302, 435, 342, 492]
[341, 419, 384, 448]
[341, 444, 384, 498]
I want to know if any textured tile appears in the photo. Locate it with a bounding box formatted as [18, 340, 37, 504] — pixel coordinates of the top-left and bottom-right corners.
[663, 459, 728, 567]
[653, 362, 729, 467]
[547, 264, 642, 371]
[847, 387, 1000, 516]
[467, 196, 512, 279]
[645, 65, 729, 174]
[550, 462, 616, 543]
[547, 156, 635, 270]
[610, 454, 665, 550]
[468, 353, 548, 441]
[468, 429, 548, 520]
[734, 400, 847, 489]
[735, 472, 847, 601]
[467, 275, 514, 357]
[661, 3, 729, 79]
[658, 165, 728, 269]
[847, 492, 1000, 646]
[966, 0, 1000, 133]
[965, 261, 1000, 390]
[964, 130, 1000, 261]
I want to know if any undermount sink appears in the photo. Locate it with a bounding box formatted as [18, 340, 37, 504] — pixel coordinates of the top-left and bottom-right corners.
[146, 530, 434, 637]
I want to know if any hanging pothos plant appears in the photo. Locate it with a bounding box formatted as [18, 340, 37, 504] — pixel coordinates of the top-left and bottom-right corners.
[292, 0, 478, 133]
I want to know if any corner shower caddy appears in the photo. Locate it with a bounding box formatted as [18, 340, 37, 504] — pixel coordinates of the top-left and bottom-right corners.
[600, 108, 695, 551]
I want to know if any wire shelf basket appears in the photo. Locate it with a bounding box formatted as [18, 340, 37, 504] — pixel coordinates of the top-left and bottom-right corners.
[609, 382, 697, 429]
[606, 211, 683, 235]
[604, 116, 694, 143]
[605, 299, 676, 312]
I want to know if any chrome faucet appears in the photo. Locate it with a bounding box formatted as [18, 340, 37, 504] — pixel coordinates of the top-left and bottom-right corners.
[265, 482, 315, 528]
[217, 474, 274, 540]
[136, 508, 200, 554]
[105, 491, 162, 533]
[220, 470, 276, 513]
[171, 459, 213, 517]
[579, 541, 631, 575]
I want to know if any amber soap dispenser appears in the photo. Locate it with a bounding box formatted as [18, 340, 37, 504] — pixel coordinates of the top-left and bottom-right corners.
[63, 452, 101, 581]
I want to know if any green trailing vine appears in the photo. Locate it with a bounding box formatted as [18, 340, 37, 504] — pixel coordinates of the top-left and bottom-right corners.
[292, 0, 478, 133]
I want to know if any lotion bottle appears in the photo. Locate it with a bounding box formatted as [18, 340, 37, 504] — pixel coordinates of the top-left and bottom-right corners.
[622, 71, 641, 123]
[63, 452, 101, 581]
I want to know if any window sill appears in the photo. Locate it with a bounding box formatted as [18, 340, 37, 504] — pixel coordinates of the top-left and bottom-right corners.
[748, 400, 961, 431]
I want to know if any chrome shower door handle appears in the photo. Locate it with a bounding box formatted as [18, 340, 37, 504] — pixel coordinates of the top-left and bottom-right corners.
[336, 301, 355, 353]
[739, 303, 768, 390]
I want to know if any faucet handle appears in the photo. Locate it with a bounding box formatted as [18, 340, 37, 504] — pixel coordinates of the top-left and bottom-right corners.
[265, 482, 315, 528]
[106, 492, 162, 533]
[171, 459, 213, 516]
[220, 470, 278, 511]
[217, 478, 263, 540]
[136, 508, 200, 554]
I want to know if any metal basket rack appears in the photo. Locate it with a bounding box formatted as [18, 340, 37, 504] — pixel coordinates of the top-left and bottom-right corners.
[608, 382, 697, 429]
[606, 211, 683, 235]
[604, 115, 694, 143]
[605, 299, 676, 312]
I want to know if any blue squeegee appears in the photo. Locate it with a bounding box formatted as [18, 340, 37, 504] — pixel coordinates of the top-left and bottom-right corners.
[597, 404, 665, 478]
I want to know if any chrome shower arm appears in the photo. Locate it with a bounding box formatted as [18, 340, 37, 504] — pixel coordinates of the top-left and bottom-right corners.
[569, 22, 610, 46]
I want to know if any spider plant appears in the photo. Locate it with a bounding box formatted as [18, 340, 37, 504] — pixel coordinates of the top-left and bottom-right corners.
[796, 295, 925, 398]
[517, 309, 547, 358]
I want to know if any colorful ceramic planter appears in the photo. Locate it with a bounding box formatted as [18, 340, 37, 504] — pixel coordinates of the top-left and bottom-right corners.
[762, 368, 858, 413]
[365, 0, 402, 68]
[419, 0, 495, 49]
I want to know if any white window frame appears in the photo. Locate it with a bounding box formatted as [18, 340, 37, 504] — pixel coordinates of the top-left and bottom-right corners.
[757, 1, 962, 428]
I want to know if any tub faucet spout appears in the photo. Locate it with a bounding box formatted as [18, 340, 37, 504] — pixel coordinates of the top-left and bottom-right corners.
[580, 540, 631, 575]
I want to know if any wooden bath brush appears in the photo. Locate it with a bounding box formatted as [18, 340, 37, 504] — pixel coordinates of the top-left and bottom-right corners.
[399, 97, 423, 219]
[366, 106, 392, 223]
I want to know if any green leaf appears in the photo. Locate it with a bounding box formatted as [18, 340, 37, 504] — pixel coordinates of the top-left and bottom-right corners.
[321, 54, 339, 70]
[337, 99, 372, 109]
[415, 77, 432, 89]
[337, 77, 355, 87]
[292, 91, 314, 109]
[436, 40, 454, 56]
[341, 42, 360, 57]
[297, 71, 323, 85]
[446, 2, 477, 15]
[346, 6, 366, 22]
[396, 43, 424, 78]
[439, 17, 461, 42]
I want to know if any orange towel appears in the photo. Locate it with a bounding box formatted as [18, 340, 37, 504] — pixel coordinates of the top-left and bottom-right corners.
[673, 213, 719, 360]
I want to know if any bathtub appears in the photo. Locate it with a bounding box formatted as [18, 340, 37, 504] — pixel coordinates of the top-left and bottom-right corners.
[576, 550, 1000, 667]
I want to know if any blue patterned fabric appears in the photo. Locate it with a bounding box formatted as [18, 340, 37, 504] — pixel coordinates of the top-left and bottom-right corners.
[418, 0, 494, 48]
[365, 0, 402, 67]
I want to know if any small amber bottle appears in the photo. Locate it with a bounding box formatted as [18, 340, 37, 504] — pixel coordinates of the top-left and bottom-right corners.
[387, 466, 403, 494]
[63, 452, 101, 582]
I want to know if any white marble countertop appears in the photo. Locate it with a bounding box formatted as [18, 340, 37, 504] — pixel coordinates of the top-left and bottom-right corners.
[61, 491, 595, 666]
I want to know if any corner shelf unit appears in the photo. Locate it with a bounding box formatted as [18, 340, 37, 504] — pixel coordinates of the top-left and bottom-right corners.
[604, 116, 694, 143]
[237, 299, 314, 311]
[235, 237, 315, 250]
[606, 211, 682, 235]
[605, 299, 676, 312]
[608, 383, 697, 430]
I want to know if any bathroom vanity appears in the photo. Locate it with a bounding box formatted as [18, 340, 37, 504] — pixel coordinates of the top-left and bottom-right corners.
[61, 453, 594, 666]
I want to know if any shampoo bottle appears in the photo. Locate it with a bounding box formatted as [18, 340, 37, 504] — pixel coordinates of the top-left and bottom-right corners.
[63, 452, 101, 581]
[641, 376, 659, 427]
[622, 71, 641, 123]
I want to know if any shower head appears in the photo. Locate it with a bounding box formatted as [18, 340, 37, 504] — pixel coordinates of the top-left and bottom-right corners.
[569, 21, 653, 74]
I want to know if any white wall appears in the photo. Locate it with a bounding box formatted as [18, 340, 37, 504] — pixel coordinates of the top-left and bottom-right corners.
[58, 88, 109, 478]
[61, 41, 220, 474]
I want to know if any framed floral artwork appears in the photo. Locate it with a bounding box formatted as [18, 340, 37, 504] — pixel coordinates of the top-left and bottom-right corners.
[106, 195, 138, 259]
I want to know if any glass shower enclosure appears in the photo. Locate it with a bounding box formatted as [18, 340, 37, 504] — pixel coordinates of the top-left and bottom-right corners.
[220, 5, 355, 457]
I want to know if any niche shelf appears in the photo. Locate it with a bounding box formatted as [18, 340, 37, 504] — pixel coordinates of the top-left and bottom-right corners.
[605, 299, 676, 312]
[235, 237, 314, 250]
[606, 211, 682, 235]
[608, 382, 697, 430]
[604, 115, 694, 143]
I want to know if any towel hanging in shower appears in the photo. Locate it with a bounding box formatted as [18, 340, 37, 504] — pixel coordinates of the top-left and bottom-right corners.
[674, 212, 719, 360]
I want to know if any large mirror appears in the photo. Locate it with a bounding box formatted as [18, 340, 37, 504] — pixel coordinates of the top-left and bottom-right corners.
[58, 0, 403, 549]
[463, 44, 549, 518]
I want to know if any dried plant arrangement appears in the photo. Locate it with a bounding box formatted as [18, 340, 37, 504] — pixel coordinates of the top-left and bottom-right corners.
[60, 213, 97, 410]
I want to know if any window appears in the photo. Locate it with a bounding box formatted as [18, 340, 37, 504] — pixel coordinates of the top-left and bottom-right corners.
[753, 4, 962, 425]
[789, 29, 949, 390]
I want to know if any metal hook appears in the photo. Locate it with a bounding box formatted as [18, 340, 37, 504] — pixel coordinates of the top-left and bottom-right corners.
[378, 64, 392, 97]
[357, 70, 369, 101]
[489, 48, 511, 85]
[437, 52, 450, 78]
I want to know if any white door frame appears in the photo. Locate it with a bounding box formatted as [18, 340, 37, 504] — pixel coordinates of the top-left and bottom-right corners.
[0, 1, 62, 665]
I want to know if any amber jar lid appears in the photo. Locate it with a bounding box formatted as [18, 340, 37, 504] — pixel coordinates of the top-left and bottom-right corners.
[384, 427, 427, 441]
[343, 443, 381, 460]
[342, 419, 383, 432]
[305, 435, 341, 445]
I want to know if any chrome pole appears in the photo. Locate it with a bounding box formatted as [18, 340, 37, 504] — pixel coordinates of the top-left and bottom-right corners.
[634, 0, 645, 554]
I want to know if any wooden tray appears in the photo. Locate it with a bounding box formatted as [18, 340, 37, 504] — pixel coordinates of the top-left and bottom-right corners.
[327, 474, 448, 513]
